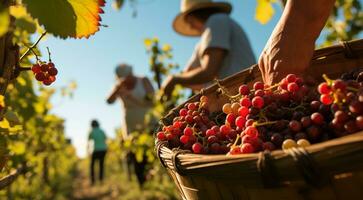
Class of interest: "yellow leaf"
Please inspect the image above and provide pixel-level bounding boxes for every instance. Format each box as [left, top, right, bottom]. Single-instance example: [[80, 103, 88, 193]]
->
[[0, 95, 5, 108], [162, 44, 172, 52], [17, 77, 27, 86], [0, 119, 10, 129], [10, 5, 28, 18], [9, 142, 26, 155], [22, 0, 105, 39], [144, 38, 152, 47], [255, 0, 276, 24], [0, 7, 9, 37]]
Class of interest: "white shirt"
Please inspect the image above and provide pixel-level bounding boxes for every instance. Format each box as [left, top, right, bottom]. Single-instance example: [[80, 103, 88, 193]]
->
[[188, 13, 256, 79]]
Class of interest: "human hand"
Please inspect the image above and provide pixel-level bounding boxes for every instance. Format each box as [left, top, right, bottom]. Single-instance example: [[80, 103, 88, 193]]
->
[[258, 32, 315, 85], [161, 75, 176, 99]]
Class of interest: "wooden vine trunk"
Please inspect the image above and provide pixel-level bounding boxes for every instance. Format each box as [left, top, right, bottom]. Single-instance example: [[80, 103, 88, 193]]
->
[[0, 1, 18, 96], [156, 39, 363, 200]]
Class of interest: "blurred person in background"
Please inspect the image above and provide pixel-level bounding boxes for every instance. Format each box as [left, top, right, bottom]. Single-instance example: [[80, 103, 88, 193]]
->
[[107, 63, 154, 188], [162, 0, 256, 97], [88, 119, 107, 185], [258, 0, 336, 85]]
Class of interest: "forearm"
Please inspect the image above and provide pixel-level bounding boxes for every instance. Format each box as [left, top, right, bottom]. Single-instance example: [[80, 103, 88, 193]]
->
[[276, 0, 335, 43], [174, 67, 216, 86]]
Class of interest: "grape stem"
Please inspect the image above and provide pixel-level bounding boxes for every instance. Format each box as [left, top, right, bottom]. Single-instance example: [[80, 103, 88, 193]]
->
[[17, 32, 47, 72], [253, 121, 278, 127], [19, 31, 47, 62], [46, 47, 52, 62], [347, 86, 358, 92], [322, 74, 333, 85], [231, 134, 241, 148], [215, 79, 241, 101]]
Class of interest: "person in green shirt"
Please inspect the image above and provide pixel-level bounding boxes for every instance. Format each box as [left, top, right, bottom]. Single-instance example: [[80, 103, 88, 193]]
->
[[88, 120, 107, 185]]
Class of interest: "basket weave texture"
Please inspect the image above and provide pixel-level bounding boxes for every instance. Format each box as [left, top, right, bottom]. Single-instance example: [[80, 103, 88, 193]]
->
[[156, 39, 363, 200]]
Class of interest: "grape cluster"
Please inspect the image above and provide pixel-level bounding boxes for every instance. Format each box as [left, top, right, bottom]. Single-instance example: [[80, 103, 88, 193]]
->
[[156, 70, 363, 155], [31, 62, 58, 86], [318, 75, 363, 137], [157, 97, 231, 154]]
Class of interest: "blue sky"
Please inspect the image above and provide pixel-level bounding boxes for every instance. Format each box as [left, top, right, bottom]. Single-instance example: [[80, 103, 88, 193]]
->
[[35, 0, 286, 157]]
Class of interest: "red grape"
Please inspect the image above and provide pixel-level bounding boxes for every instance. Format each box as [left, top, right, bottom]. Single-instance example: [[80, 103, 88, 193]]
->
[[188, 103, 197, 110], [179, 108, 188, 116], [35, 73, 46, 81], [185, 115, 193, 123], [349, 101, 363, 114], [40, 63, 49, 72], [239, 85, 249, 95], [286, 74, 297, 83], [252, 96, 264, 109], [289, 120, 302, 132], [238, 106, 249, 117], [245, 119, 255, 127], [279, 78, 288, 90], [318, 82, 331, 94], [207, 135, 218, 144], [226, 114, 236, 125], [206, 129, 216, 137], [344, 120, 358, 133], [192, 142, 203, 154], [220, 125, 231, 135], [271, 133, 283, 147], [244, 126, 258, 137], [254, 89, 265, 97], [235, 116, 246, 128], [287, 82, 299, 92], [332, 79, 347, 92], [240, 97, 251, 107], [229, 146, 241, 155], [320, 94, 333, 105], [31, 64, 41, 73], [240, 143, 255, 153], [356, 116, 363, 129], [335, 111, 349, 123], [48, 67, 58, 76], [254, 82, 264, 90], [311, 113, 324, 125], [301, 117, 312, 128], [157, 132, 166, 140], [180, 135, 189, 144]]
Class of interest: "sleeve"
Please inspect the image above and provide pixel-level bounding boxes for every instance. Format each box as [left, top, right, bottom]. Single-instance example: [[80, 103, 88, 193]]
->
[[199, 14, 231, 55]]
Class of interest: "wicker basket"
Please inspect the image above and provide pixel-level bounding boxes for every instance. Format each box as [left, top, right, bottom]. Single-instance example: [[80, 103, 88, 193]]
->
[[156, 39, 363, 200]]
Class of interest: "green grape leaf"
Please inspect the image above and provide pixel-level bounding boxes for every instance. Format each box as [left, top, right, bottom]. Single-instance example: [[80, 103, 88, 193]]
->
[[4, 110, 21, 126], [255, 0, 276, 24], [0, 6, 9, 38], [22, 0, 105, 39]]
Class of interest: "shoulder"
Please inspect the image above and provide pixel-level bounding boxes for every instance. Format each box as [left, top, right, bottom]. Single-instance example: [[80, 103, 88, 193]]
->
[[206, 13, 231, 25]]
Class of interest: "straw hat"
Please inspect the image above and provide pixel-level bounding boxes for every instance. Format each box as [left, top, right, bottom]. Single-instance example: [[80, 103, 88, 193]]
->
[[173, 0, 232, 36]]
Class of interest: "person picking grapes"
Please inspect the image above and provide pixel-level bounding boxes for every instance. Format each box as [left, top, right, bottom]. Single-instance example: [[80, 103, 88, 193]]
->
[[88, 120, 107, 185], [106, 63, 154, 188], [259, 0, 336, 85], [161, 0, 256, 98]]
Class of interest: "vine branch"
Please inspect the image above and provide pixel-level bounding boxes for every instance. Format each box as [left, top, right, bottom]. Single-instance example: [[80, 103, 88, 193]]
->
[[19, 31, 47, 62], [0, 166, 26, 190]]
